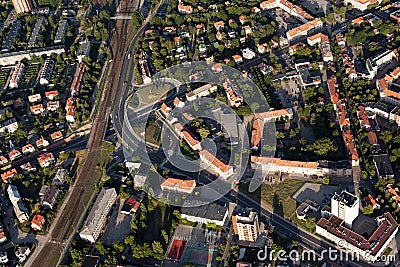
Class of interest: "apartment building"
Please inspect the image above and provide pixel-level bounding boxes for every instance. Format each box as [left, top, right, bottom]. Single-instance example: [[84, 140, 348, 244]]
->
[[28, 17, 45, 48], [260, 0, 314, 23], [11, 0, 32, 13], [186, 83, 218, 101], [39, 58, 54, 85], [2, 20, 22, 53], [174, 123, 202, 151], [331, 190, 359, 228], [160, 177, 196, 194], [79, 188, 117, 243], [9, 62, 25, 89], [54, 20, 68, 44], [366, 49, 396, 77], [70, 63, 85, 96], [232, 208, 263, 242], [251, 156, 352, 177], [316, 212, 397, 262], [286, 19, 323, 41], [7, 185, 29, 223], [373, 154, 394, 179], [344, 0, 381, 11], [181, 202, 229, 226], [41, 185, 59, 209], [0, 46, 65, 66], [199, 149, 234, 178]]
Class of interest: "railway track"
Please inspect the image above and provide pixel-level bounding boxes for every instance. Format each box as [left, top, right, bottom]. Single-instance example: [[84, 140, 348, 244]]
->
[[30, 0, 137, 266]]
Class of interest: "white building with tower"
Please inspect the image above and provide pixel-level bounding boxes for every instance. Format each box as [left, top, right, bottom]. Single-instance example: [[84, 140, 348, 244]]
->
[[330, 190, 359, 228]]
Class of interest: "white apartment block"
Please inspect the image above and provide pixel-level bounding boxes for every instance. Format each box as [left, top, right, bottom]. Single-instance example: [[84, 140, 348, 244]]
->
[[9, 62, 25, 89], [331, 190, 359, 228], [79, 188, 117, 243], [7, 185, 29, 223], [232, 209, 262, 242], [39, 58, 54, 85], [367, 50, 396, 77], [0, 46, 65, 66]]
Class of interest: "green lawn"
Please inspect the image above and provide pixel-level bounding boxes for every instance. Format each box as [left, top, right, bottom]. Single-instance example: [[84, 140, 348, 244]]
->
[[22, 64, 40, 88], [239, 180, 304, 218], [145, 120, 162, 146], [0, 69, 10, 89]]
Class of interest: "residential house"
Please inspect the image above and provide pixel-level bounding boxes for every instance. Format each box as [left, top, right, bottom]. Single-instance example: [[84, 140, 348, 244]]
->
[[22, 144, 36, 154], [8, 149, 21, 161], [50, 131, 63, 142], [15, 246, 31, 262], [37, 152, 55, 168], [45, 90, 59, 100], [53, 168, 68, 185], [47, 101, 60, 112], [121, 197, 141, 215], [36, 137, 49, 149], [30, 104, 44, 115], [0, 118, 18, 134], [28, 93, 42, 103], [1, 168, 17, 182], [41, 185, 59, 209]]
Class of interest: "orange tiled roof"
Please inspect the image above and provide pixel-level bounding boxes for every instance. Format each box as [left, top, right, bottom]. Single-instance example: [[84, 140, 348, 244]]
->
[[214, 21, 225, 30], [387, 184, 400, 202], [251, 156, 318, 169], [161, 177, 196, 190], [1, 168, 17, 182], [45, 90, 58, 98], [254, 108, 291, 120], [251, 119, 264, 149], [31, 214, 45, 227], [308, 32, 329, 43], [287, 18, 322, 39], [22, 144, 35, 153], [50, 131, 63, 141], [368, 131, 378, 145], [199, 150, 233, 173], [181, 129, 200, 147], [328, 76, 340, 104], [38, 152, 54, 165]]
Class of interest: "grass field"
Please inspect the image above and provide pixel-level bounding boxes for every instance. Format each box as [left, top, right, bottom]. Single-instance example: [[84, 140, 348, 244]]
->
[[136, 83, 171, 105], [145, 120, 162, 146], [22, 64, 40, 88], [239, 180, 304, 218], [0, 69, 10, 89]]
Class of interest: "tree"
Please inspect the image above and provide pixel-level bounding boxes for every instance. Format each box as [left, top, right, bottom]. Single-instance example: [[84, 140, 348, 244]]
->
[[113, 241, 124, 254], [95, 240, 107, 255], [304, 138, 337, 156], [131, 11, 144, 30], [362, 205, 374, 215], [152, 241, 164, 260]]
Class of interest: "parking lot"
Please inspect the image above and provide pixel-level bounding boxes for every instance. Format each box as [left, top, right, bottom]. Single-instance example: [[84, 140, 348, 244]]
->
[[293, 183, 339, 207], [102, 199, 132, 246]]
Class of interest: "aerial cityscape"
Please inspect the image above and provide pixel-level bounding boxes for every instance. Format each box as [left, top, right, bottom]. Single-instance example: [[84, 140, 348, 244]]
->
[[0, 0, 400, 266]]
